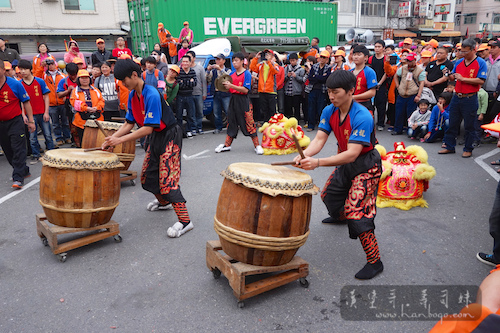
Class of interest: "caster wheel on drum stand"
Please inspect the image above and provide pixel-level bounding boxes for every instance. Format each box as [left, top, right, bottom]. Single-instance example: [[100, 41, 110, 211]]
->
[[41, 237, 49, 246], [237, 301, 245, 308], [57, 253, 67, 263], [211, 268, 221, 279], [299, 277, 309, 288], [113, 234, 123, 243]]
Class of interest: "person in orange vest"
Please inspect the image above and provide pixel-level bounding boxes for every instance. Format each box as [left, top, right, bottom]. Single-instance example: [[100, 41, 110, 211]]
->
[[43, 58, 70, 146], [69, 69, 105, 146], [32, 43, 54, 78], [157, 22, 177, 64]]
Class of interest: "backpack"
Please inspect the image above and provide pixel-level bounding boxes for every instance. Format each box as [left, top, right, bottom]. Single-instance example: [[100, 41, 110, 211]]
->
[[142, 69, 160, 81]]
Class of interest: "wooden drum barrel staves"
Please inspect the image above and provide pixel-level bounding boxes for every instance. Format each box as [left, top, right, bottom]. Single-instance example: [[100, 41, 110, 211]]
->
[[39, 149, 124, 228], [81, 120, 136, 170], [214, 163, 319, 266]]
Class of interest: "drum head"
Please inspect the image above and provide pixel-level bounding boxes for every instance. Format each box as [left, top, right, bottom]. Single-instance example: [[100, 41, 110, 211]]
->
[[84, 120, 123, 130], [42, 149, 124, 170], [221, 162, 319, 197]]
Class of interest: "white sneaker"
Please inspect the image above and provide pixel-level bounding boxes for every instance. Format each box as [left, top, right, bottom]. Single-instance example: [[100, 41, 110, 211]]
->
[[186, 131, 193, 138], [146, 199, 173, 211], [167, 221, 193, 238], [255, 145, 264, 155], [215, 144, 231, 153]]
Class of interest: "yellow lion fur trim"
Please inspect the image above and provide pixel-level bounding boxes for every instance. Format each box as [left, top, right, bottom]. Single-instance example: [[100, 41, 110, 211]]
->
[[380, 160, 392, 180], [412, 164, 436, 181], [376, 196, 429, 210], [264, 124, 284, 139], [263, 147, 299, 155], [375, 144, 386, 158], [258, 122, 270, 132], [405, 145, 428, 163]]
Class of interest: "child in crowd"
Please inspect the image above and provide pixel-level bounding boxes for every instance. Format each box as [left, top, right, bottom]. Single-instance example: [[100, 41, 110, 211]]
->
[[177, 39, 190, 60], [475, 87, 489, 146], [408, 99, 431, 141], [423, 92, 452, 143], [444, 81, 455, 93]]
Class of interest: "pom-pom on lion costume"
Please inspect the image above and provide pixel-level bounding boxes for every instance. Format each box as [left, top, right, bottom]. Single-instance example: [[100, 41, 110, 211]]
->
[[375, 142, 436, 210], [259, 114, 310, 155]]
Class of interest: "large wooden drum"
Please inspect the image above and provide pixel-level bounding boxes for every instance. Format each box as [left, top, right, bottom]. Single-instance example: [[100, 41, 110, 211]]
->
[[81, 120, 135, 170], [214, 163, 319, 266], [39, 149, 123, 228]]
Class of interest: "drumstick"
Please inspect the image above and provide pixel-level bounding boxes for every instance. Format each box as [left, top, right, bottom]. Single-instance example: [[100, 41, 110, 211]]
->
[[111, 117, 126, 121], [83, 147, 104, 152], [271, 161, 296, 166], [94, 120, 109, 138], [292, 134, 305, 159]]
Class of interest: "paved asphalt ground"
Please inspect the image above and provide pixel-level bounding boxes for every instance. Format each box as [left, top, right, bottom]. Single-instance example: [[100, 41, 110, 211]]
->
[[0, 121, 499, 333]]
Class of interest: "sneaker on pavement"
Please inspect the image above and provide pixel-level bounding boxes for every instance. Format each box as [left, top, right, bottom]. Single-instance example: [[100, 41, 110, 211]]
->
[[476, 252, 498, 267], [198, 130, 204, 135], [56, 140, 64, 147], [377, 126, 384, 131], [215, 144, 231, 153], [186, 132, 193, 138], [30, 156, 41, 165], [255, 145, 264, 155], [12, 181, 23, 189], [146, 199, 173, 211], [167, 221, 194, 238], [65, 139, 72, 144], [213, 129, 221, 134]]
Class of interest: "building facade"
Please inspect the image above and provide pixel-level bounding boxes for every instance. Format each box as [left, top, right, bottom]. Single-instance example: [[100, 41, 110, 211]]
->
[[455, 0, 500, 38], [0, 0, 129, 54]]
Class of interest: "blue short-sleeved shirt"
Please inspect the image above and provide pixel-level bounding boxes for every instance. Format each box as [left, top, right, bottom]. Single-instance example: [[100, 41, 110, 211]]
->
[[318, 101, 376, 154], [350, 66, 377, 98]]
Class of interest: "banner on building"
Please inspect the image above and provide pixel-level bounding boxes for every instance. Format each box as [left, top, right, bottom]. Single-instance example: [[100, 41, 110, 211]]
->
[[434, 4, 451, 15], [433, 22, 455, 30], [398, 2, 412, 18]]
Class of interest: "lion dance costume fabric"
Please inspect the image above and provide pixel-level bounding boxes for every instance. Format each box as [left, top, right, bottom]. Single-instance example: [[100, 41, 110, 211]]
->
[[375, 142, 436, 210], [258, 114, 310, 155]]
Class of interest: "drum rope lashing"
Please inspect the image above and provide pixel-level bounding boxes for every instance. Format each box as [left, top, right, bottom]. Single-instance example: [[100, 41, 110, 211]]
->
[[39, 200, 119, 213], [115, 153, 135, 162], [213, 216, 309, 251]]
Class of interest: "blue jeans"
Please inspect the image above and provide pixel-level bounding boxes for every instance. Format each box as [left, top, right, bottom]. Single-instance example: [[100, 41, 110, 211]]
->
[[407, 125, 427, 138], [193, 95, 204, 133], [308, 89, 326, 130], [49, 105, 70, 142], [213, 92, 230, 131], [443, 94, 478, 152], [176, 94, 196, 133], [30, 114, 55, 157], [425, 119, 449, 143], [395, 95, 417, 134]]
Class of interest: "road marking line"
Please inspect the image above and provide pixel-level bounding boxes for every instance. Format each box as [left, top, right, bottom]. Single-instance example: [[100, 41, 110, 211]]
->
[[475, 148, 500, 182], [0, 177, 41, 205], [183, 149, 210, 160]]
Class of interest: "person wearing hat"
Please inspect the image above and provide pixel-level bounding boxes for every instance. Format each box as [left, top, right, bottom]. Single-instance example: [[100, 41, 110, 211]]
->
[[207, 53, 231, 133], [157, 23, 173, 62], [392, 52, 426, 135], [350, 45, 377, 113], [69, 69, 105, 146], [64, 40, 87, 69], [304, 49, 331, 131], [0, 37, 20, 64], [3, 60, 15, 78], [477, 43, 490, 60], [331, 50, 350, 71], [483, 39, 500, 124], [249, 49, 280, 122], [424, 46, 454, 101], [164, 65, 180, 112], [102, 59, 193, 238], [418, 50, 432, 69], [17, 59, 56, 165], [179, 21, 194, 47], [43, 58, 71, 146], [403, 38, 413, 51], [92, 38, 113, 67], [112, 37, 133, 59], [284, 52, 305, 120], [72, 57, 85, 70], [0, 59, 35, 189], [439, 38, 487, 158]]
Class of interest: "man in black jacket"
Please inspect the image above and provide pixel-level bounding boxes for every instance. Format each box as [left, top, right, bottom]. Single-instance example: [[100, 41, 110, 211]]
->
[[176, 55, 197, 137], [91, 38, 113, 67]]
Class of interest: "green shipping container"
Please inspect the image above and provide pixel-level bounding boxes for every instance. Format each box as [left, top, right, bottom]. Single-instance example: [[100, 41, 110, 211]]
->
[[127, 0, 337, 56]]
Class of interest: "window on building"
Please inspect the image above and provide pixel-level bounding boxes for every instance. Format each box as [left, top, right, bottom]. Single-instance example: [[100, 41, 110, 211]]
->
[[361, 0, 386, 17], [494, 14, 500, 24], [456, 0, 462, 3], [0, 0, 11, 8], [64, 0, 95, 11], [463, 13, 477, 24], [455, 12, 461, 25]]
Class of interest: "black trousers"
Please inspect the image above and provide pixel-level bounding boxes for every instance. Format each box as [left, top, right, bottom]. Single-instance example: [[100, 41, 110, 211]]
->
[[0, 115, 30, 182], [374, 85, 387, 127], [284, 94, 302, 120], [259, 92, 277, 121]]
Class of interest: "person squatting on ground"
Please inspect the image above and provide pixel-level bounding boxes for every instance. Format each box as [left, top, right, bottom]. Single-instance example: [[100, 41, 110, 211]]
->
[[215, 52, 264, 155], [293, 70, 383, 280], [407, 99, 431, 141], [423, 92, 451, 143], [103, 59, 193, 238], [0, 60, 35, 189]]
